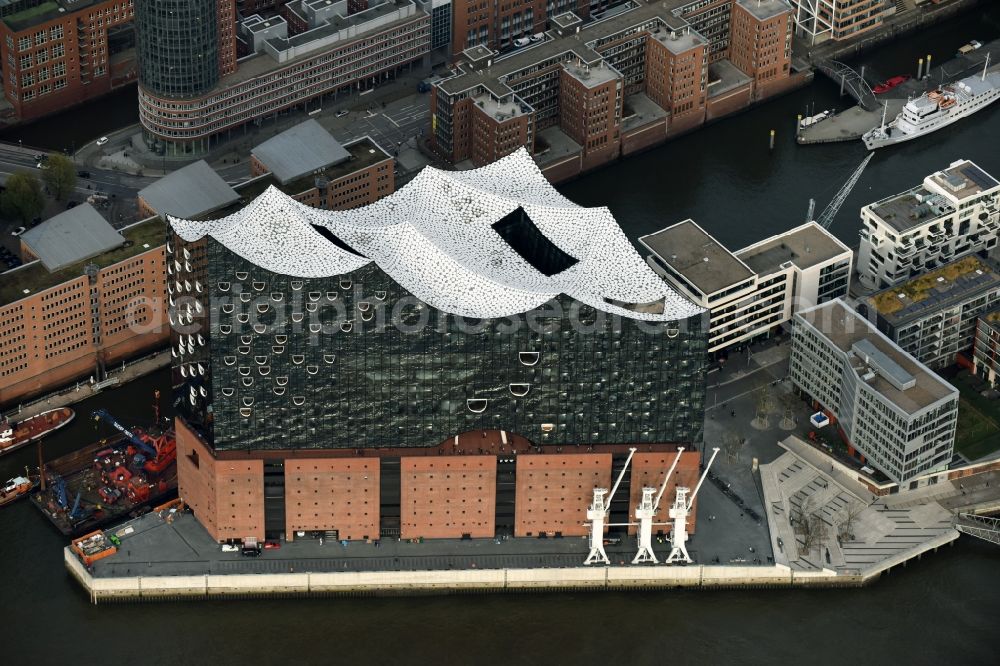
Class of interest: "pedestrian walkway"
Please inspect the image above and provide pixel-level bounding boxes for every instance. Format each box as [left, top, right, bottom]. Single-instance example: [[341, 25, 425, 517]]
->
[[760, 443, 959, 576], [4, 349, 169, 421]]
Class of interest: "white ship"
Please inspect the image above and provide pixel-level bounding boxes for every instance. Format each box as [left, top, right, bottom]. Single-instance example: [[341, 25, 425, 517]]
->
[[863, 56, 1000, 150]]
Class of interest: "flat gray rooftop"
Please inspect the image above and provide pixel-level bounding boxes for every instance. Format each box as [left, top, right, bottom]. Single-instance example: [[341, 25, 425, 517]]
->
[[929, 160, 999, 200], [736, 0, 790, 22], [252, 118, 351, 185], [797, 300, 957, 414], [564, 61, 619, 87], [621, 92, 668, 133], [736, 222, 850, 275], [640, 220, 754, 297], [438, 1, 688, 97], [648, 26, 706, 56], [21, 204, 124, 271], [869, 186, 954, 234], [138, 160, 240, 219], [707, 59, 753, 98]]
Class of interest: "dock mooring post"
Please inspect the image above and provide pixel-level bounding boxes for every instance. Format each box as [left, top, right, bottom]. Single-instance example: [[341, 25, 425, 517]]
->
[[926, 54, 932, 79], [840, 73, 846, 96], [769, 129, 775, 150], [918, 58, 924, 80], [859, 65, 865, 85]]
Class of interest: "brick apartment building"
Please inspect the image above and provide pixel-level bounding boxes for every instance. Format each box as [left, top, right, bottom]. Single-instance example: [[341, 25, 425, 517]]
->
[[247, 120, 395, 210], [0, 208, 167, 406], [0, 0, 137, 121], [137, 0, 429, 157], [431, 0, 795, 180]]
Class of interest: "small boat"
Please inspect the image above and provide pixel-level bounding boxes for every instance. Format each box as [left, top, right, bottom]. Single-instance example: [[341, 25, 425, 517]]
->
[[957, 40, 983, 57], [0, 475, 37, 508], [0, 407, 75, 457], [873, 75, 911, 94], [799, 109, 833, 128]]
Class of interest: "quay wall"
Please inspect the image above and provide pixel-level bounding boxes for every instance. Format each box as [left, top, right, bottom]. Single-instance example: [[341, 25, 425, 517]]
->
[[68, 548, 909, 604]]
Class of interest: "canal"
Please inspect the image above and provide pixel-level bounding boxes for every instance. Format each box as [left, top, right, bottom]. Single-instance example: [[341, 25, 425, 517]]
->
[[2, 7, 1000, 663]]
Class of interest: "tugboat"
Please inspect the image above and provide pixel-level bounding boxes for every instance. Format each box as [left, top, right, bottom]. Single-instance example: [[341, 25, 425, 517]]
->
[[0, 407, 75, 457], [872, 75, 911, 94], [0, 473, 37, 508]]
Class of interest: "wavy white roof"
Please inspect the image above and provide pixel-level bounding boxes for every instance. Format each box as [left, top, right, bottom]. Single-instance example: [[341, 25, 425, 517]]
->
[[169, 148, 702, 321]]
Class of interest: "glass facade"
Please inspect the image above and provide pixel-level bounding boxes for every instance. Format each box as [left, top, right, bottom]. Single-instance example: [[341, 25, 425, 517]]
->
[[430, 3, 451, 51], [135, 0, 220, 98], [172, 237, 708, 452]]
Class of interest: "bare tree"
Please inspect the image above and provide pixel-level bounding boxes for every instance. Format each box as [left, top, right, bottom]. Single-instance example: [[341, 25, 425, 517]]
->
[[779, 391, 799, 430], [724, 431, 745, 465], [752, 386, 773, 429], [838, 501, 865, 541], [795, 496, 829, 555], [797, 512, 829, 555]]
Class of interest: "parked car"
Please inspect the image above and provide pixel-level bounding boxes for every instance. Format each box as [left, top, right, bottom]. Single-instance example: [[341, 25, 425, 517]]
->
[[335, 109, 349, 117], [66, 201, 78, 209], [263, 540, 281, 550], [530, 33, 544, 42], [221, 544, 239, 553], [10, 226, 26, 236], [95, 136, 108, 146], [77, 170, 91, 178], [513, 37, 531, 47]]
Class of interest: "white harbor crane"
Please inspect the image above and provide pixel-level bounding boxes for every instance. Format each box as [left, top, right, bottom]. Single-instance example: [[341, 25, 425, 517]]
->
[[804, 152, 874, 229], [632, 447, 686, 564], [665, 447, 720, 565], [584, 447, 636, 565]]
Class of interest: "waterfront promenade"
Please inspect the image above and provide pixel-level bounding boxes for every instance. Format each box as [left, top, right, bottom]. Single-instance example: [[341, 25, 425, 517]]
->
[[1, 349, 170, 421]]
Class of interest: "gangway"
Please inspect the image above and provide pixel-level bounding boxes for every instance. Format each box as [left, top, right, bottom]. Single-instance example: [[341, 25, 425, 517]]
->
[[954, 513, 1000, 546], [815, 60, 878, 111]]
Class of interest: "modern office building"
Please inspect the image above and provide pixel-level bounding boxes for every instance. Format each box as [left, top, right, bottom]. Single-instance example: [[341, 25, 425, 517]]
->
[[641, 220, 851, 354], [860, 255, 1000, 370], [167, 148, 708, 542], [137, 0, 430, 157], [0, 0, 137, 121], [0, 209, 167, 406], [431, 1, 796, 180], [787, 0, 892, 45], [972, 308, 1000, 388], [790, 300, 958, 484], [135, 0, 236, 99], [857, 159, 1000, 290]]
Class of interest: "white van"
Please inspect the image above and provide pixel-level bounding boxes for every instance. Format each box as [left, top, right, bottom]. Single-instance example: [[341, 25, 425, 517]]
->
[[513, 37, 530, 47]]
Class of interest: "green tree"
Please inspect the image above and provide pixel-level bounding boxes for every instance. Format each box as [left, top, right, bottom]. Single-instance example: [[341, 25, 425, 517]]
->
[[41, 153, 76, 201], [1, 170, 44, 223]]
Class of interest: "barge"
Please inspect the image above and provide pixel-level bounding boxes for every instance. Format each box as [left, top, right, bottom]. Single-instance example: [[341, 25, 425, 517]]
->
[[31, 415, 177, 537]]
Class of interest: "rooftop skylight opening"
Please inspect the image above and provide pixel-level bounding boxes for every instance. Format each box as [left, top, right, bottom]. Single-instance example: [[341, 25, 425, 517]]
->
[[492, 206, 579, 277], [311, 224, 365, 257]]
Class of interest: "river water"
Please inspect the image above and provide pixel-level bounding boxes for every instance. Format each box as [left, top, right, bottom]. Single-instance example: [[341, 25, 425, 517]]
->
[[3, 8, 1000, 664]]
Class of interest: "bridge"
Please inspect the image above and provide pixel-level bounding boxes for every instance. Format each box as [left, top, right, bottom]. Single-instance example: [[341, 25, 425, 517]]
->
[[815, 60, 879, 112], [954, 513, 1000, 546]]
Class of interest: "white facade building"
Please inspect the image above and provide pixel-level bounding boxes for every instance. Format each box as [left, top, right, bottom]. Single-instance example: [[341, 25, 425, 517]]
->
[[790, 300, 958, 484], [640, 220, 851, 354], [788, 0, 892, 45], [857, 159, 1000, 290]]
